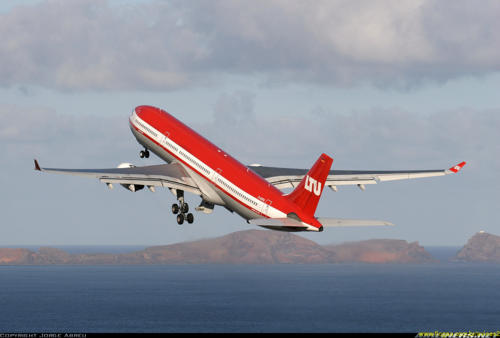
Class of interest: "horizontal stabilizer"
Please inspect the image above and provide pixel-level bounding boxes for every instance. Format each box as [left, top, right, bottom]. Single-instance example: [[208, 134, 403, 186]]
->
[[317, 218, 394, 227], [249, 218, 304, 227], [248, 218, 313, 232]]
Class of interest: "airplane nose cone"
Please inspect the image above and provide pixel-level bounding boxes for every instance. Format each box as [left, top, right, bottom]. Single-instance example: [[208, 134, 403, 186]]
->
[[134, 105, 149, 117], [133, 105, 159, 121]]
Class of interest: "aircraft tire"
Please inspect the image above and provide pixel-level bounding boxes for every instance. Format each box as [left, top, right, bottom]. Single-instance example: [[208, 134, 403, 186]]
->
[[177, 214, 184, 225], [186, 213, 194, 224], [172, 204, 179, 214]]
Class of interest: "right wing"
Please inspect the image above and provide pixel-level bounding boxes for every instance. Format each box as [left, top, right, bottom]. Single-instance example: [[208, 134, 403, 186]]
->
[[249, 162, 466, 190], [34, 159, 201, 195]]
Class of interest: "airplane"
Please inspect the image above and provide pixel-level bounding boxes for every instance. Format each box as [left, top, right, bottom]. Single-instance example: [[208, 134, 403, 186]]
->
[[34, 105, 466, 232]]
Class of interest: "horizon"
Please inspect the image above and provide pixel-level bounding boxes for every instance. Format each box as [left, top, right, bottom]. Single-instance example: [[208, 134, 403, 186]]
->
[[0, 228, 490, 249]]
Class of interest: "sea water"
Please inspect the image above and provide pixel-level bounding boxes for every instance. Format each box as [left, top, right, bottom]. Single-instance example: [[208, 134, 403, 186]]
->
[[0, 262, 499, 332]]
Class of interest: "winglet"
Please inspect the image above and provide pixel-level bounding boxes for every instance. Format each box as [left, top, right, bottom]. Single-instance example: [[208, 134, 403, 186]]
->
[[448, 161, 466, 173], [34, 159, 41, 171]]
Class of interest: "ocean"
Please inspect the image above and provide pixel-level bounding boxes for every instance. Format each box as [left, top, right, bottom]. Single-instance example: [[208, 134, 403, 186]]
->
[[0, 250, 499, 333]]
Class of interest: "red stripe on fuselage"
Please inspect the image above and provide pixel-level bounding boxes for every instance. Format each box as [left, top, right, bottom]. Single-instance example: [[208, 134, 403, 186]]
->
[[132, 105, 322, 229]]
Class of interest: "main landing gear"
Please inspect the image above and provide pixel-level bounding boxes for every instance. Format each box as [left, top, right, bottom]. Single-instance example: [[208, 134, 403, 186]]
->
[[139, 148, 150, 158], [171, 190, 194, 225]]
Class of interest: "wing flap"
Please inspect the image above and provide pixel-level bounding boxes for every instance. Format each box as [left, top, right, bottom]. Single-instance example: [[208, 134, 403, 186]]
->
[[99, 178, 200, 195]]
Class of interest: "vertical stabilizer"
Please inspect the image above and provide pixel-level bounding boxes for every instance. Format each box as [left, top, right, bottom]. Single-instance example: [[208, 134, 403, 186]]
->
[[286, 153, 333, 217]]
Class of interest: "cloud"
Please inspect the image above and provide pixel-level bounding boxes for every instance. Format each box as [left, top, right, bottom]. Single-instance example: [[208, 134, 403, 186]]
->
[[1, 0, 500, 90], [187, 0, 500, 88], [0, 0, 205, 90], [0, 104, 135, 170]]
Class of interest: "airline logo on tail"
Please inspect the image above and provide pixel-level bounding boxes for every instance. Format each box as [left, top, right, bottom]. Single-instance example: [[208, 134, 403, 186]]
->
[[304, 175, 322, 196], [286, 153, 333, 217]]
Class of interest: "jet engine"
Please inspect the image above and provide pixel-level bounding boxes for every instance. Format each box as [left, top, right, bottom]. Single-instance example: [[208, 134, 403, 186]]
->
[[117, 162, 144, 192]]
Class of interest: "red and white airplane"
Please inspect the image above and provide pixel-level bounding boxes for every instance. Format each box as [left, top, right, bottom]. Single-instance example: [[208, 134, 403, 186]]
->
[[35, 105, 466, 232]]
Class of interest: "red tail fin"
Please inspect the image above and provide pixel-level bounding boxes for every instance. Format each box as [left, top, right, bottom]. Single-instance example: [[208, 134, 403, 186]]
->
[[286, 153, 333, 217]]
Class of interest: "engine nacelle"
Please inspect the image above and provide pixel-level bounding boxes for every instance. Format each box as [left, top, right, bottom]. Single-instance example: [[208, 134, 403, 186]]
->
[[195, 199, 215, 214], [123, 184, 144, 192], [117, 162, 144, 192], [117, 162, 136, 169]]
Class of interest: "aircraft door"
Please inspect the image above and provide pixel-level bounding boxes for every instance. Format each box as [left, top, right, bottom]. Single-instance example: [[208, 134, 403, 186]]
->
[[162, 131, 170, 146], [260, 199, 272, 216]]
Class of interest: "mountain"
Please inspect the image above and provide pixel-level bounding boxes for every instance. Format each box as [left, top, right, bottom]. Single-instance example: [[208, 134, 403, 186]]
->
[[0, 229, 434, 265], [454, 232, 500, 262], [139, 229, 333, 263], [0, 248, 34, 264]]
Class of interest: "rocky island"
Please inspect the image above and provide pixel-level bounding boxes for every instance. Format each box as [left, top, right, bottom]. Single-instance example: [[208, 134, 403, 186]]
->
[[454, 231, 500, 263], [324, 238, 434, 263], [0, 229, 435, 265]]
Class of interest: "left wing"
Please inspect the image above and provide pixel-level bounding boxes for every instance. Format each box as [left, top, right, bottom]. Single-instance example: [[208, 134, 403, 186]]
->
[[249, 161, 466, 191], [34, 159, 201, 195]]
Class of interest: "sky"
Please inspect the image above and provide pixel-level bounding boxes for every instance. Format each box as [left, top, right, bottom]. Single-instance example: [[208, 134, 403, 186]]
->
[[1, 0, 499, 247]]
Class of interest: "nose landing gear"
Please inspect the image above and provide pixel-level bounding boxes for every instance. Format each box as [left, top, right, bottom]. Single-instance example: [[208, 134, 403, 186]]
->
[[139, 149, 150, 158], [171, 190, 194, 225]]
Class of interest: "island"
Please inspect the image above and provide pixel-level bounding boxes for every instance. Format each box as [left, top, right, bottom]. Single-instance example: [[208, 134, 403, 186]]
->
[[454, 231, 500, 263], [0, 229, 435, 265]]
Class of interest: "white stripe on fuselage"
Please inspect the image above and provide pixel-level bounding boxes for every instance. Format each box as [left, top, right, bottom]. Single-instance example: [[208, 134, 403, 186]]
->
[[129, 112, 289, 221]]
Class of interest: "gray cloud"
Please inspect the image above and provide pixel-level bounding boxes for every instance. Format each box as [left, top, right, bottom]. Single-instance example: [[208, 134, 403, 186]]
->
[[1, 0, 500, 90], [0, 104, 135, 171], [188, 0, 500, 88], [0, 0, 205, 90]]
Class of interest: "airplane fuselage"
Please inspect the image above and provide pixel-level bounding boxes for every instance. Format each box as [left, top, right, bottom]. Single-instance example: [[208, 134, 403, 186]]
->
[[129, 105, 323, 231]]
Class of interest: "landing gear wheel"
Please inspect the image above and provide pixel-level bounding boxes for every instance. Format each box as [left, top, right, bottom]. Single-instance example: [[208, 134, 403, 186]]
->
[[171, 204, 179, 214], [181, 203, 189, 213], [176, 213, 184, 225], [139, 150, 145, 158], [144, 150, 150, 158], [186, 213, 194, 224]]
